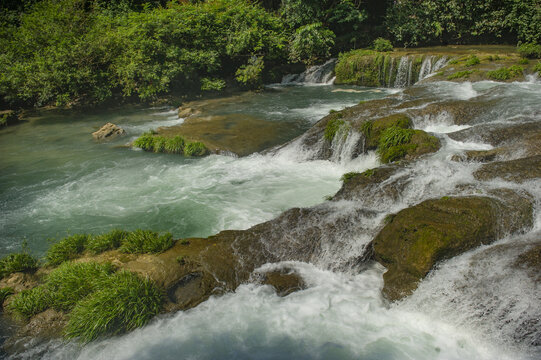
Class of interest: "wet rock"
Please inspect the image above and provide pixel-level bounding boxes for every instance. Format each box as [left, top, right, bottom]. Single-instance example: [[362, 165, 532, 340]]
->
[[515, 242, 541, 282], [407, 99, 498, 125], [177, 107, 200, 118], [0, 273, 39, 294], [448, 121, 541, 149], [92, 123, 126, 141], [450, 148, 505, 163], [474, 155, 541, 183], [256, 268, 306, 296], [372, 193, 533, 301]]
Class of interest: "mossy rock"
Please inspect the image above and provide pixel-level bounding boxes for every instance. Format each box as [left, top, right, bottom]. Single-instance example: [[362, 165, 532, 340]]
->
[[362, 114, 412, 149], [372, 193, 533, 301], [451, 149, 505, 163], [474, 155, 541, 183]]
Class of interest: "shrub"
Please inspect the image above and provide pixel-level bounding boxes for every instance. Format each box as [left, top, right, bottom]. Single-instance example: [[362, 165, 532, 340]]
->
[[133, 132, 156, 151], [486, 66, 523, 80], [164, 136, 185, 154], [8, 286, 51, 318], [534, 62, 541, 75], [45, 262, 115, 312], [184, 142, 208, 157], [200, 78, 226, 92], [517, 43, 541, 59], [0, 287, 14, 304], [324, 118, 345, 141], [465, 55, 480, 67], [46, 234, 89, 266], [119, 230, 174, 254], [65, 271, 163, 342], [289, 22, 335, 65], [235, 56, 264, 89], [373, 38, 393, 52], [86, 229, 128, 254], [0, 253, 39, 278]]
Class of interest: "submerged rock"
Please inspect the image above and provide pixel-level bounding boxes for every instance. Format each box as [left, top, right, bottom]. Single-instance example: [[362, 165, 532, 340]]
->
[[371, 193, 533, 301], [92, 123, 126, 141], [451, 148, 506, 163], [255, 268, 306, 297], [474, 155, 541, 183]]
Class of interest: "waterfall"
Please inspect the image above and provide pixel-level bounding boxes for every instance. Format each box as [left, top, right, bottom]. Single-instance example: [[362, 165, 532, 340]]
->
[[387, 57, 395, 87], [419, 55, 448, 81], [282, 59, 337, 85], [329, 128, 362, 164], [394, 56, 411, 88]]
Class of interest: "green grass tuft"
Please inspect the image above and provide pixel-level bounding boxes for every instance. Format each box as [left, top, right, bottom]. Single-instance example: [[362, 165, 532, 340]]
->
[[324, 117, 345, 142], [46, 234, 89, 266], [0, 253, 39, 278], [447, 70, 474, 80], [65, 271, 163, 342], [133, 132, 156, 151], [362, 168, 375, 177], [340, 172, 359, 183], [153, 137, 167, 153], [486, 65, 523, 80], [119, 230, 174, 254], [45, 262, 115, 312], [465, 54, 480, 67], [0, 287, 14, 304], [377, 126, 415, 163], [86, 229, 128, 254], [184, 141, 208, 156], [164, 136, 185, 154], [8, 286, 51, 318]]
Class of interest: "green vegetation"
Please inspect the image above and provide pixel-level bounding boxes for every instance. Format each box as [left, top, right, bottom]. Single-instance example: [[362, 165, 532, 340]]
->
[[0, 287, 14, 304], [119, 230, 174, 254], [373, 38, 393, 52], [0, 252, 39, 278], [324, 117, 345, 142], [362, 169, 375, 178], [378, 126, 415, 163], [517, 43, 541, 59], [8, 286, 51, 318], [133, 133, 208, 157], [65, 271, 163, 342], [534, 62, 541, 75], [289, 23, 335, 65], [235, 56, 265, 89], [200, 78, 226, 92], [86, 229, 128, 254], [46, 234, 89, 266], [340, 172, 359, 183], [465, 55, 480, 67], [486, 65, 524, 80], [447, 70, 474, 80]]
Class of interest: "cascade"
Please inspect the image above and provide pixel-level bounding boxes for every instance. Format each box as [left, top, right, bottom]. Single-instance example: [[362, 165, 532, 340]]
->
[[282, 59, 337, 85], [394, 56, 411, 88]]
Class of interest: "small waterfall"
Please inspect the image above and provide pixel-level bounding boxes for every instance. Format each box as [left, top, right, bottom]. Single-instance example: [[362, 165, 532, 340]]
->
[[394, 56, 411, 88], [419, 56, 433, 80], [330, 128, 362, 164], [282, 59, 337, 85], [387, 57, 395, 87]]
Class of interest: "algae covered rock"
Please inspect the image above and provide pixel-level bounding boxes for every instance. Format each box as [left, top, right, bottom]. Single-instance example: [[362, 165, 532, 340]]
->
[[474, 155, 541, 183], [372, 193, 533, 301]]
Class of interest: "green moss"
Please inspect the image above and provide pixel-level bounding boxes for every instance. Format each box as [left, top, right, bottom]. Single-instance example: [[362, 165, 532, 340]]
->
[[0, 287, 14, 304], [447, 70, 474, 80], [8, 286, 51, 319], [180, 239, 190, 246], [45, 262, 115, 312], [119, 230, 174, 254], [324, 117, 346, 142], [86, 229, 128, 254], [364, 114, 412, 149], [465, 54, 480, 67], [46, 234, 89, 266], [176, 255, 187, 265], [334, 49, 386, 86], [340, 172, 359, 183], [362, 168, 375, 178], [486, 65, 523, 80], [65, 271, 163, 342], [0, 253, 39, 278], [184, 141, 208, 156]]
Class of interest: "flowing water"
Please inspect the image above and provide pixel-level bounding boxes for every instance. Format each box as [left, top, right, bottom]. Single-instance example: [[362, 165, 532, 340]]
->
[[1, 76, 540, 359]]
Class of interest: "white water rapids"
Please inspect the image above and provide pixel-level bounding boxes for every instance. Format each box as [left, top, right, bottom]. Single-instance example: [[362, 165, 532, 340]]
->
[[2, 79, 540, 359]]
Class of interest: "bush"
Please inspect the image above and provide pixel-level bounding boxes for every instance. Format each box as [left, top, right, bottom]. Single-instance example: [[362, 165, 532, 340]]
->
[[534, 62, 541, 75], [373, 38, 393, 52], [164, 136, 185, 154], [65, 271, 163, 342], [46, 234, 89, 266], [119, 230, 174, 254], [45, 262, 115, 312], [289, 23, 335, 65], [0, 253, 39, 278], [486, 65, 523, 80], [184, 142, 208, 157], [8, 286, 51, 318], [200, 78, 226, 92], [235, 56, 264, 89], [465, 55, 480, 66], [86, 229, 128, 254], [517, 43, 541, 59]]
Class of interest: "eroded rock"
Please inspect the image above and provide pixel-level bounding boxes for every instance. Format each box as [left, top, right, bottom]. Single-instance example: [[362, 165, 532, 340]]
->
[[474, 155, 541, 183], [92, 123, 126, 141]]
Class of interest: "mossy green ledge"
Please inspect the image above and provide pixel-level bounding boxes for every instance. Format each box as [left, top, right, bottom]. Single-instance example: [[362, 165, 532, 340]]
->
[[371, 192, 534, 301]]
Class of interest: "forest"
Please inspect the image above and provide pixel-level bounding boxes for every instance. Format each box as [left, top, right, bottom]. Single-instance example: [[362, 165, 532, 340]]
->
[[1, 0, 539, 109]]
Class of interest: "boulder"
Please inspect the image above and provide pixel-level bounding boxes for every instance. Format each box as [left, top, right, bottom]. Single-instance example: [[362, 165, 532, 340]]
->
[[474, 155, 541, 183], [255, 268, 306, 297], [92, 123, 126, 141], [372, 193, 533, 301]]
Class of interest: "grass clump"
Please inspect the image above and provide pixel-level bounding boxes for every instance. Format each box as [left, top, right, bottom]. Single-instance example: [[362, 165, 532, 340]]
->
[[184, 141, 208, 156], [340, 172, 359, 183], [0, 287, 14, 304], [362, 168, 375, 177], [46, 234, 89, 266], [465, 55, 480, 67], [518, 58, 529, 65], [0, 253, 39, 278], [377, 126, 415, 164], [447, 70, 474, 80], [164, 136, 185, 154], [517, 43, 541, 59], [119, 230, 174, 254], [45, 262, 115, 312], [153, 137, 167, 153], [133, 132, 156, 151], [86, 229, 128, 254], [373, 38, 393, 52], [8, 287, 51, 318], [65, 271, 163, 342], [487, 65, 523, 80], [324, 117, 345, 141]]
